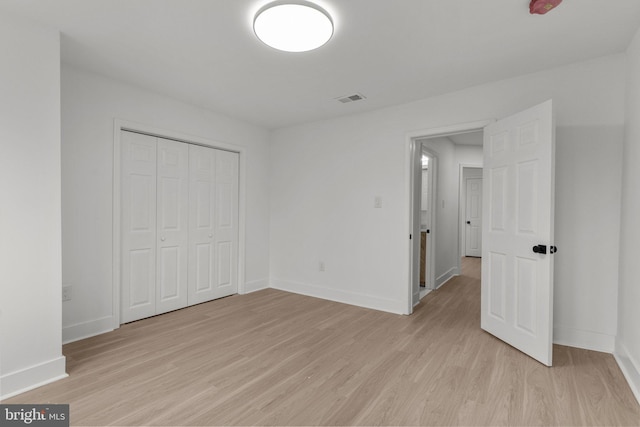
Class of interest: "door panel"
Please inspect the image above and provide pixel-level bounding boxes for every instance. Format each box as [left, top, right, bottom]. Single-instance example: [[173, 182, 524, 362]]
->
[[488, 252, 506, 320], [481, 100, 555, 366], [159, 246, 180, 299], [465, 177, 482, 257], [214, 150, 239, 298], [188, 144, 217, 304], [156, 138, 189, 314], [217, 241, 232, 287], [188, 146, 239, 303], [121, 132, 157, 323], [129, 249, 154, 307]]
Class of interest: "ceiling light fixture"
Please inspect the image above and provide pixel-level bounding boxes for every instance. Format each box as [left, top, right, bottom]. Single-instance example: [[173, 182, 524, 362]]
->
[[253, 1, 334, 52]]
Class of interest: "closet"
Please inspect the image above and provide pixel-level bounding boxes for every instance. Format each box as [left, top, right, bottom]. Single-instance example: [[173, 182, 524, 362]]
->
[[120, 130, 239, 323]]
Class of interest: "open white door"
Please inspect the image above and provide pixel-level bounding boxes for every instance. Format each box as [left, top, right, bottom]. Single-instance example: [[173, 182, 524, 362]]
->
[[481, 100, 555, 366], [465, 177, 482, 257]]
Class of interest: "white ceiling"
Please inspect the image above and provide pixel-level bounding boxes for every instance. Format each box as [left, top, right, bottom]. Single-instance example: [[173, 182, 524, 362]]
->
[[2, 0, 640, 129]]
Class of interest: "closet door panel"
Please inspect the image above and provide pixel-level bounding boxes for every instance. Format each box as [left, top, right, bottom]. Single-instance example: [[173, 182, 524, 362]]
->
[[214, 150, 239, 297], [188, 145, 217, 304], [156, 138, 189, 314], [121, 131, 157, 323]]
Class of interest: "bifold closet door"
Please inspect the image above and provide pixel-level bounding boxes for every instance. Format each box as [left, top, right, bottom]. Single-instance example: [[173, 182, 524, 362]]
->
[[122, 132, 189, 323], [122, 131, 238, 323], [188, 145, 239, 305], [155, 138, 189, 315], [121, 131, 158, 323]]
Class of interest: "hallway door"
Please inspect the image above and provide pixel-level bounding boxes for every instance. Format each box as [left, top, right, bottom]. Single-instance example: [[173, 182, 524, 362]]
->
[[465, 177, 482, 257]]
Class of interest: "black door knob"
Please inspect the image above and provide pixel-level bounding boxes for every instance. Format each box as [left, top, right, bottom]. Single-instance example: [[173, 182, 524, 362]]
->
[[533, 245, 547, 254], [466, 221, 471, 225]]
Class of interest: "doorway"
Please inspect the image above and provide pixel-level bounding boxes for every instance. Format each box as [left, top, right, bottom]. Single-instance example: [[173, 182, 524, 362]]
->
[[407, 121, 490, 313], [419, 150, 435, 299], [407, 100, 556, 366]]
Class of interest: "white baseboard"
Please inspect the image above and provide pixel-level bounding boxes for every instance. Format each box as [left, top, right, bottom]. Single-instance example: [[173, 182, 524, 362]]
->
[[553, 326, 615, 353], [62, 316, 114, 344], [615, 341, 640, 406], [242, 278, 269, 294], [0, 356, 67, 400], [271, 278, 407, 314], [435, 267, 459, 289]]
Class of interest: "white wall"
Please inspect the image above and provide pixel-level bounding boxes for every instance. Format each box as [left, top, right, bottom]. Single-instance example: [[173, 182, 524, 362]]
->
[[0, 13, 67, 399], [61, 65, 271, 343], [270, 54, 625, 352], [455, 144, 484, 166], [616, 26, 640, 403]]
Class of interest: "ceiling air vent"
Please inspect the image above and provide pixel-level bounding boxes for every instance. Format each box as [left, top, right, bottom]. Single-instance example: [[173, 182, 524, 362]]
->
[[336, 93, 366, 104]]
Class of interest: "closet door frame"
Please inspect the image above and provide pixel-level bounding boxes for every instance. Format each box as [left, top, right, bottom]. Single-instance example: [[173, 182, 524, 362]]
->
[[112, 119, 247, 329]]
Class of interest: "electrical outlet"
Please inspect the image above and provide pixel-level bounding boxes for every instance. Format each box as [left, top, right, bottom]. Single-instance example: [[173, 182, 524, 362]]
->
[[62, 285, 72, 302], [319, 261, 325, 272]]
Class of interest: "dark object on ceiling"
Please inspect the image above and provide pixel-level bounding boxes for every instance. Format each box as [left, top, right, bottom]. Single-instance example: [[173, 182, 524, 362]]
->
[[530, 0, 563, 15]]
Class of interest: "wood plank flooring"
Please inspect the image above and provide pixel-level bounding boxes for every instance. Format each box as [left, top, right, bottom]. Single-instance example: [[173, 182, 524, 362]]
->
[[6, 258, 640, 426]]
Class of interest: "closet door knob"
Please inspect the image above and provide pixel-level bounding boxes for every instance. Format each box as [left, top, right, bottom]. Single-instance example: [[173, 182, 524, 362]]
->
[[208, 233, 213, 238], [160, 237, 166, 242]]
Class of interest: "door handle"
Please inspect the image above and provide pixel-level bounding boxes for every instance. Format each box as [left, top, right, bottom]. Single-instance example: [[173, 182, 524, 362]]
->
[[466, 221, 471, 225], [532, 245, 558, 254], [532, 244, 547, 254]]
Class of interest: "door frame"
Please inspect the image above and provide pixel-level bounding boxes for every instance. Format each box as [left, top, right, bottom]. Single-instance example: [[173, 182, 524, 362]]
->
[[459, 165, 483, 260], [406, 120, 493, 314], [112, 119, 247, 329]]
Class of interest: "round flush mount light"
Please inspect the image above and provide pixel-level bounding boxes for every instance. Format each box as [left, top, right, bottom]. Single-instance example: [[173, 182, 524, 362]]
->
[[253, 1, 334, 52]]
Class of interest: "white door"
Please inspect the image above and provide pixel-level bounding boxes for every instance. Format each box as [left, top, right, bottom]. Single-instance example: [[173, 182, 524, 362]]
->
[[213, 150, 239, 299], [188, 144, 217, 304], [481, 100, 555, 366], [121, 131, 157, 323], [465, 178, 482, 257], [188, 145, 239, 304], [155, 138, 189, 314]]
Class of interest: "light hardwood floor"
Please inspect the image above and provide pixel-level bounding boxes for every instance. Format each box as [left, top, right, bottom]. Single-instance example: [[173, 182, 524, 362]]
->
[[6, 258, 640, 426]]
